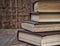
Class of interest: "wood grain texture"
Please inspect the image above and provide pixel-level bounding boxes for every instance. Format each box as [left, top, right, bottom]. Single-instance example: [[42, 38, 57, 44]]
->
[[0, 29, 34, 46]]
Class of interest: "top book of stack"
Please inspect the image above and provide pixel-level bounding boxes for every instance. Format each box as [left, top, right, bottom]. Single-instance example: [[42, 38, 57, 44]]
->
[[34, 0, 60, 12]]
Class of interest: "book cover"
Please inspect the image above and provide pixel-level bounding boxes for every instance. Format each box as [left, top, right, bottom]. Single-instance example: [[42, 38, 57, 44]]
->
[[37, 0, 60, 12], [17, 29, 60, 46], [21, 20, 60, 32], [31, 12, 60, 22]]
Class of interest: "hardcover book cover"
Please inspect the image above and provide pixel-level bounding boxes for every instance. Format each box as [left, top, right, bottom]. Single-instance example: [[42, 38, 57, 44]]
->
[[17, 29, 60, 46]]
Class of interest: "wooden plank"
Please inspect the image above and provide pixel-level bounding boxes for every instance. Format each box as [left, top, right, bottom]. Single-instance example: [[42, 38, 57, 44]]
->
[[0, 29, 17, 46]]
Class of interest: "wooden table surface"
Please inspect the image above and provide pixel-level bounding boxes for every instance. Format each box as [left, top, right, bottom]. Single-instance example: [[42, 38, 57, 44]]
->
[[0, 29, 34, 46]]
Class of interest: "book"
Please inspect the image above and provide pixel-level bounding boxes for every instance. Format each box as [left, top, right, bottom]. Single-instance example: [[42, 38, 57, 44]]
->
[[17, 29, 42, 46], [33, 1, 38, 12], [37, 0, 60, 12], [31, 12, 60, 22], [17, 29, 60, 46], [21, 20, 60, 32], [42, 35, 60, 46]]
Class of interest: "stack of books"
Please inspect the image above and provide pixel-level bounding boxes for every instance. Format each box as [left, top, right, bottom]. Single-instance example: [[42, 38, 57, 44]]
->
[[17, 0, 60, 46]]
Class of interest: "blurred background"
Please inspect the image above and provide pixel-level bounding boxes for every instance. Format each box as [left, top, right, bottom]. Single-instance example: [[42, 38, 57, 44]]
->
[[0, 0, 37, 29]]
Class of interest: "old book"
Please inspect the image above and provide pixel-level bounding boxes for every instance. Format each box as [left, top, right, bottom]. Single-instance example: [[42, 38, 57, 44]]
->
[[42, 35, 60, 46], [21, 20, 60, 32], [31, 12, 60, 22], [17, 29, 60, 46], [37, 0, 60, 12], [33, 1, 38, 12], [17, 29, 42, 46]]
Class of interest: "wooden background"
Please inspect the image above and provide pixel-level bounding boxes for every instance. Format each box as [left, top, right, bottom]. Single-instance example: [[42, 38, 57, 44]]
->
[[0, 0, 37, 29]]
